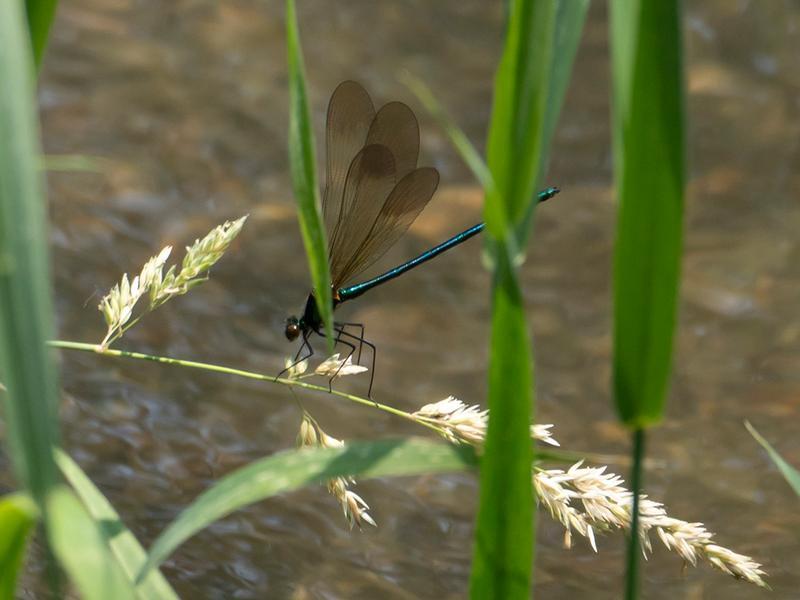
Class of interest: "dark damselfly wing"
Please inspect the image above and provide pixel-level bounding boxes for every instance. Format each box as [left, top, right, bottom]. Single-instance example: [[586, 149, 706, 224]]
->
[[322, 81, 438, 289], [328, 143, 397, 286], [365, 101, 419, 180], [323, 81, 376, 235], [335, 167, 439, 286]]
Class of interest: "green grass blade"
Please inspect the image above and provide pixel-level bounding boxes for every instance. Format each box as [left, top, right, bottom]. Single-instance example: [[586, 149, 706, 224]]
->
[[610, 0, 685, 427], [138, 438, 476, 582], [0, 0, 60, 510], [47, 486, 137, 600], [538, 1, 589, 164], [285, 0, 333, 349], [470, 2, 587, 598], [0, 494, 38, 600], [55, 450, 179, 599], [470, 254, 534, 599], [610, 3, 684, 598], [25, 0, 59, 70], [745, 421, 800, 497], [522, 0, 588, 232], [483, 0, 555, 242]]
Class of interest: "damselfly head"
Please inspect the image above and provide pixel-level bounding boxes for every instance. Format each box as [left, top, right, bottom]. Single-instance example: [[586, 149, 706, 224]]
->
[[285, 316, 300, 341]]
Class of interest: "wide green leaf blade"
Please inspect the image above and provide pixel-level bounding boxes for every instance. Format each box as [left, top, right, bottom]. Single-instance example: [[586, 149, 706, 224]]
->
[[139, 438, 476, 582], [25, 0, 59, 70], [55, 450, 179, 599], [285, 0, 334, 349], [47, 486, 137, 600], [610, 0, 685, 426], [0, 494, 38, 600], [471, 2, 587, 598], [745, 421, 800, 497], [470, 254, 534, 599], [0, 0, 60, 510]]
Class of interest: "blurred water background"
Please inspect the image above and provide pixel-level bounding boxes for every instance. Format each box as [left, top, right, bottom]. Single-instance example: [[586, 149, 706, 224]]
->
[[10, 1, 800, 597]]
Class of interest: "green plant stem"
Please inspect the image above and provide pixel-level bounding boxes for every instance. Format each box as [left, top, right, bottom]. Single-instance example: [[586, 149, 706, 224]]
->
[[47, 340, 443, 434], [625, 427, 646, 600]]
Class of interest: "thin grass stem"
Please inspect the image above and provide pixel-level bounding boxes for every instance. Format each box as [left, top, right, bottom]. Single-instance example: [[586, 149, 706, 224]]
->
[[47, 340, 445, 435], [625, 427, 646, 600]]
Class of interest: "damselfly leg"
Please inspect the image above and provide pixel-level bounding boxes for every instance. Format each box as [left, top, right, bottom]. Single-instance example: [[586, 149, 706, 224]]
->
[[315, 327, 358, 392], [277, 330, 314, 380], [334, 321, 367, 363], [332, 322, 377, 399]]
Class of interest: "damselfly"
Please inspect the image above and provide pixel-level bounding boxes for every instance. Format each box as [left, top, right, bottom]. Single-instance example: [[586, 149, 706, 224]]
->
[[284, 81, 558, 395]]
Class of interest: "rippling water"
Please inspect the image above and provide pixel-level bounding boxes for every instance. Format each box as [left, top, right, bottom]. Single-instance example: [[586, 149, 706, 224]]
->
[[13, 0, 800, 597]]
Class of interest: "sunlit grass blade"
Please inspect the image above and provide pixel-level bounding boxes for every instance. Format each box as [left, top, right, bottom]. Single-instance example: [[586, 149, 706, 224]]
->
[[0, 0, 60, 512], [0, 494, 38, 600], [285, 0, 334, 349], [47, 486, 137, 600], [470, 2, 587, 598], [745, 421, 800, 497], [610, 1, 684, 427], [25, 0, 59, 69], [55, 450, 179, 599], [470, 255, 534, 599], [138, 438, 476, 582]]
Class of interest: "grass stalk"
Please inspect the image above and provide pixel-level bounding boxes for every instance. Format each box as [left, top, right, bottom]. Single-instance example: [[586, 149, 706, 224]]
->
[[624, 428, 645, 600]]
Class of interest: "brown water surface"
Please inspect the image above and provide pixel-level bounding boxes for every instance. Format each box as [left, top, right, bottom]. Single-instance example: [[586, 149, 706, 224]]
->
[[16, 0, 800, 597]]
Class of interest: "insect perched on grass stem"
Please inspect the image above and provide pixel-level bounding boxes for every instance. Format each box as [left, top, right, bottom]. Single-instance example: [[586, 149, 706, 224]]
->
[[283, 81, 559, 396]]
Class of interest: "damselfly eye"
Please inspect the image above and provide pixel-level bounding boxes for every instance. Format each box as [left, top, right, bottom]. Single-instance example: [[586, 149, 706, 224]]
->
[[285, 317, 300, 341]]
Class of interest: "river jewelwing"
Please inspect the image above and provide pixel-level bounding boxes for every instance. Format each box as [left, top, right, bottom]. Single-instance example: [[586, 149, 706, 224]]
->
[[284, 81, 559, 395]]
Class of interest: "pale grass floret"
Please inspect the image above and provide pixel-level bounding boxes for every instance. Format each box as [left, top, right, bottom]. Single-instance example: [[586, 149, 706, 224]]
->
[[413, 396, 559, 448], [284, 357, 308, 379], [297, 414, 376, 529], [152, 217, 247, 304], [97, 217, 247, 348], [98, 246, 172, 346], [296, 415, 318, 447], [314, 353, 368, 378], [414, 398, 766, 587], [703, 544, 767, 586], [533, 461, 767, 588]]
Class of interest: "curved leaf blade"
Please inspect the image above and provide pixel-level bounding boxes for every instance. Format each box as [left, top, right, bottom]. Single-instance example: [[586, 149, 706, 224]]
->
[[139, 438, 476, 582], [56, 450, 179, 599], [0, 494, 38, 600], [745, 421, 800, 497], [47, 487, 137, 600]]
